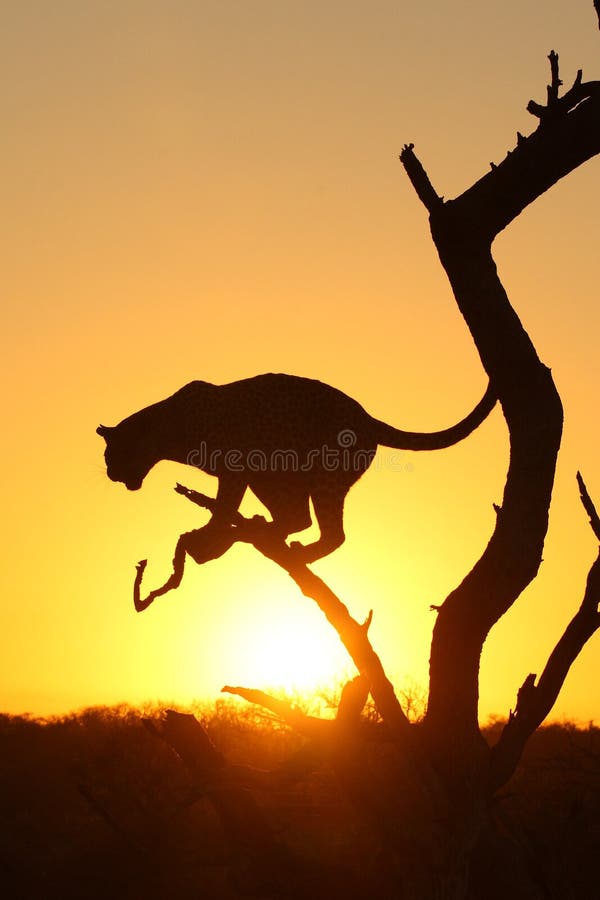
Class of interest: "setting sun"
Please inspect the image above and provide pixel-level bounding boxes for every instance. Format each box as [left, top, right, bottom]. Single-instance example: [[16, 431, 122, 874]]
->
[[225, 597, 353, 694]]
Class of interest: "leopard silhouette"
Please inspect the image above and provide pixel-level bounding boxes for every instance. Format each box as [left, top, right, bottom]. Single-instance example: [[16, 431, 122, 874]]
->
[[97, 373, 495, 564]]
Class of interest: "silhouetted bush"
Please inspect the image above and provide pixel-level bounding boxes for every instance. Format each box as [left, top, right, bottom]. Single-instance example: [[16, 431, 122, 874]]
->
[[0, 705, 598, 898]]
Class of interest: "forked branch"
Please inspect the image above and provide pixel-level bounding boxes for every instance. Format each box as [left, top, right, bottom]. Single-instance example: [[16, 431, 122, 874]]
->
[[401, 53, 600, 244]]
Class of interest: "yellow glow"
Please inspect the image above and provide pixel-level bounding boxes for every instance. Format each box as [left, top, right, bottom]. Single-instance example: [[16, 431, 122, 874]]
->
[[1, 2, 600, 723], [225, 600, 353, 694]]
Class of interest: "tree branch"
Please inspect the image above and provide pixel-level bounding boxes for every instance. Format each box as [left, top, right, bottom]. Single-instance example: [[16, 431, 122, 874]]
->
[[221, 685, 332, 741], [408, 54, 600, 245], [489, 476, 600, 789], [459, 75, 600, 239], [399, 143, 443, 212], [135, 484, 413, 744], [401, 61, 600, 242]]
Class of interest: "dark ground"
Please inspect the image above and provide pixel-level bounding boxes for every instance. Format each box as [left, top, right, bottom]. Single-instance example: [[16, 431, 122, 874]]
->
[[1, 704, 598, 899]]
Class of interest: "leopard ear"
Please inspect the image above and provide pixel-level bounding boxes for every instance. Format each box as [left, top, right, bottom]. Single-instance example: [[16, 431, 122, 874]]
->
[[96, 424, 114, 439]]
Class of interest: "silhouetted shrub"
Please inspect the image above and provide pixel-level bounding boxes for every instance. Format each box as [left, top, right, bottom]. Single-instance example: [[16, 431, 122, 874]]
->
[[1, 706, 598, 898]]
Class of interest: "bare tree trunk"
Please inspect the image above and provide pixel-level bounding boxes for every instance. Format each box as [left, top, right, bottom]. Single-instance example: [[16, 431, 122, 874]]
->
[[392, 42, 600, 893]]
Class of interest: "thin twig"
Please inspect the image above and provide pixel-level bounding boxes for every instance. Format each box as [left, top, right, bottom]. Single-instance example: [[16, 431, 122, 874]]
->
[[576, 471, 600, 541], [547, 50, 562, 104]]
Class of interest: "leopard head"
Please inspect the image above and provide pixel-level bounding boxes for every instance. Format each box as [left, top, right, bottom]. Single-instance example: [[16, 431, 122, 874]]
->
[[97, 423, 155, 491]]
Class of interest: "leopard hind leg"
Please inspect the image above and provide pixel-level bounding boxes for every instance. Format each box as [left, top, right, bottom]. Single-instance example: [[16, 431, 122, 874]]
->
[[289, 483, 347, 563], [250, 479, 312, 539]]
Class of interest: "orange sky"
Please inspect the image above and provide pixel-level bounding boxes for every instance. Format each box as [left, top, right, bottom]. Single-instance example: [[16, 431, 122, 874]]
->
[[2, 1, 600, 722]]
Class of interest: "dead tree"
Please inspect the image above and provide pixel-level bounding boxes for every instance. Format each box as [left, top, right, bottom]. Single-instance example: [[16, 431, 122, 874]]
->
[[136, 8, 600, 899]]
